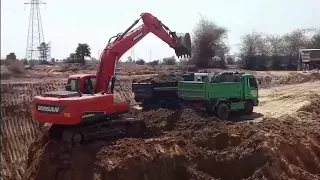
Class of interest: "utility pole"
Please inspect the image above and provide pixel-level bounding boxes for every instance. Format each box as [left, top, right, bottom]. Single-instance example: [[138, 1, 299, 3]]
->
[[130, 48, 135, 61], [149, 49, 152, 62], [24, 0, 46, 67]]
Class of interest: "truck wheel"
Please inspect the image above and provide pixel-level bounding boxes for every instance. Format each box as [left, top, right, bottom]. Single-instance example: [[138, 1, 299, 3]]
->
[[215, 103, 229, 120], [244, 100, 254, 115], [160, 101, 168, 109]]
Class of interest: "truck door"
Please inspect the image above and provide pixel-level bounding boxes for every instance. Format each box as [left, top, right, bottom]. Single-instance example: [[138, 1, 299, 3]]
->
[[246, 77, 258, 103]]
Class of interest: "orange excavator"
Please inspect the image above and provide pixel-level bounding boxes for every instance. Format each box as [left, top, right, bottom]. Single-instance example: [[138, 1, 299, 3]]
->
[[32, 12, 191, 143]]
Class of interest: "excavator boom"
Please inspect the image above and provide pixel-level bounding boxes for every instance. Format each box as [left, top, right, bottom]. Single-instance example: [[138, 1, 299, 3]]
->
[[96, 12, 191, 93]]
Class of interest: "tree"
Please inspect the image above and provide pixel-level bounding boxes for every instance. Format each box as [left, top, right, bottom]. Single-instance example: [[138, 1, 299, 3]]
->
[[6, 52, 17, 60], [21, 58, 28, 65], [265, 35, 286, 69], [226, 56, 235, 65], [127, 56, 134, 63], [309, 30, 320, 48], [191, 16, 229, 68], [135, 58, 145, 65], [65, 53, 76, 63], [282, 29, 311, 57], [239, 31, 268, 69], [37, 42, 50, 62], [162, 56, 177, 65], [281, 29, 314, 70], [75, 43, 91, 65], [148, 60, 159, 66]]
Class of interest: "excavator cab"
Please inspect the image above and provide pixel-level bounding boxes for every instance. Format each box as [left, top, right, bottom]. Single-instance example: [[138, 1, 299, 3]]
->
[[65, 74, 97, 94]]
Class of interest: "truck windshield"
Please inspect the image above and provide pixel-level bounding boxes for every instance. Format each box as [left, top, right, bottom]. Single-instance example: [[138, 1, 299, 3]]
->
[[248, 78, 258, 88]]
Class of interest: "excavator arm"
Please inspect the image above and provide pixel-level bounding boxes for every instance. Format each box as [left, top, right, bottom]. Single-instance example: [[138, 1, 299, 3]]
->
[[96, 12, 191, 93]]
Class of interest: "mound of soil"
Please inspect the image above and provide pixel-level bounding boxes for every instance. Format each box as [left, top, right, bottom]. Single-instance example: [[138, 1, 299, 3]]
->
[[23, 107, 320, 180], [259, 72, 320, 88], [297, 94, 320, 120], [136, 73, 183, 83]]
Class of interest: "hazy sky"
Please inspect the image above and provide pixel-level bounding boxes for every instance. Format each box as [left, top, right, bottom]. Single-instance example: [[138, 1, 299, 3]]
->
[[2, 0, 320, 61]]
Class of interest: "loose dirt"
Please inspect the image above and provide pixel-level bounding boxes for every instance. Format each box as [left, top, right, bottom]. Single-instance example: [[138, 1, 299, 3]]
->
[[253, 81, 320, 121], [23, 103, 320, 180], [135, 73, 183, 83], [3, 71, 320, 180]]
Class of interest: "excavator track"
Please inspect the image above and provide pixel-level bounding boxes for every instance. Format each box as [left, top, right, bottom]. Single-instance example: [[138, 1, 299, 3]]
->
[[42, 118, 147, 144]]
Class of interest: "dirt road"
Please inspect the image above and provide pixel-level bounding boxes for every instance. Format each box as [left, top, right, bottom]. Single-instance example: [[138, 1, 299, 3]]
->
[[254, 81, 320, 119]]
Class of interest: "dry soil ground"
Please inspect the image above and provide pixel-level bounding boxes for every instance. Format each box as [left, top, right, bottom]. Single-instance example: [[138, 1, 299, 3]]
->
[[2, 65, 320, 180], [255, 81, 320, 120]]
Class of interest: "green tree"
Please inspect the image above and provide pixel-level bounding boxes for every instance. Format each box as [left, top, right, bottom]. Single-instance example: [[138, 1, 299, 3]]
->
[[75, 43, 91, 65], [6, 52, 17, 60], [65, 53, 76, 63], [239, 31, 268, 69], [127, 56, 134, 62], [148, 60, 159, 66], [21, 58, 28, 65], [310, 31, 320, 48], [162, 56, 177, 65], [135, 58, 145, 65], [37, 42, 49, 62]]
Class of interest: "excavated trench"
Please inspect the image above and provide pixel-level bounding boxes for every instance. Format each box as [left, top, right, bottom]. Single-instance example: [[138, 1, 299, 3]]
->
[[23, 101, 320, 180]]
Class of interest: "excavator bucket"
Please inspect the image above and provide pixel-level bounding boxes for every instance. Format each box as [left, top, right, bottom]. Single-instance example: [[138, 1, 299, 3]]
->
[[175, 33, 192, 58]]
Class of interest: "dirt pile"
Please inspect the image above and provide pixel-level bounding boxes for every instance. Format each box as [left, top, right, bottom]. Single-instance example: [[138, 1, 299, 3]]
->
[[1, 59, 27, 79], [297, 94, 320, 121], [23, 107, 320, 180], [136, 73, 183, 83], [259, 72, 320, 88]]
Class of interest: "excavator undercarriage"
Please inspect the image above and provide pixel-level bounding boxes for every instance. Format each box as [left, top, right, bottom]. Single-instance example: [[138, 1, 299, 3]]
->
[[43, 117, 146, 144]]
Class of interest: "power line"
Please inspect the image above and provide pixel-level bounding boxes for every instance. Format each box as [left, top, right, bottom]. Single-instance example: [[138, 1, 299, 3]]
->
[[24, 0, 47, 66]]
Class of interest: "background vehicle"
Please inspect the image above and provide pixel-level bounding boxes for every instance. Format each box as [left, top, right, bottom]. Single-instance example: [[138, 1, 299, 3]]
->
[[297, 49, 320, 71], [32, 12, 191, 143]]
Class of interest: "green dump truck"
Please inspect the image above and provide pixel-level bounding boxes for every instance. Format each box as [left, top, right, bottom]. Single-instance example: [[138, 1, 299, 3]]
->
[[178, 72, 259, 120]]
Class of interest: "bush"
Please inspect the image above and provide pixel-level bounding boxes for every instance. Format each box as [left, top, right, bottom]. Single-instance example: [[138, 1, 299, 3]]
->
[[6, 59, 25, 74], [162, 56, 176, 65], [148, 60, 159, 66], [136, 59, 145, 65]]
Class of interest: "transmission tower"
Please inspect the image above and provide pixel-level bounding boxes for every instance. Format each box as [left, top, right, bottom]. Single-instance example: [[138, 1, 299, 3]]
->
[[24, 0, 46, 65]]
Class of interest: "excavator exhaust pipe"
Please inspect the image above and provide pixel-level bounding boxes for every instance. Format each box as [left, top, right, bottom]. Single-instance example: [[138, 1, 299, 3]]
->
[[175, 33, 192, 58]]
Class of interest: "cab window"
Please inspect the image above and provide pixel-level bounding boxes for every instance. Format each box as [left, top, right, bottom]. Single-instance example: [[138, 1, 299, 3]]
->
[[69, 79, 80, 91], [248, 77, 258, 88], [90, 78, 96, 90], [83, 78, 97, 94]]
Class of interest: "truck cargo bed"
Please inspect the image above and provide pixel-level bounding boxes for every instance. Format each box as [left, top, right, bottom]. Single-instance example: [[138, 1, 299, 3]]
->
[[178, 81, 243, 100]]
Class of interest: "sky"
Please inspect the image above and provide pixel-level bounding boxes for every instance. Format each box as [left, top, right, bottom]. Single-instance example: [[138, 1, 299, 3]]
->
[[1, 0, 320, 61]]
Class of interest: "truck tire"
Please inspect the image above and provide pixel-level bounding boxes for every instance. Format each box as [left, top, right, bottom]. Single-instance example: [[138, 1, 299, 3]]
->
[[160, 100, 168, 109], [215, 102, 229, 120], [244, 100, 254, 115]]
